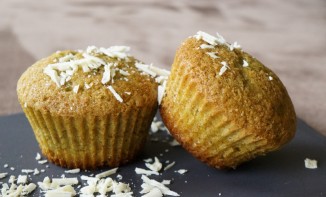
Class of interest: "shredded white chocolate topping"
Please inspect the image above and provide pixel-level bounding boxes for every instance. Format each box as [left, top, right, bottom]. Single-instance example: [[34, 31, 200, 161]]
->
[[43, 46, 170, 103]]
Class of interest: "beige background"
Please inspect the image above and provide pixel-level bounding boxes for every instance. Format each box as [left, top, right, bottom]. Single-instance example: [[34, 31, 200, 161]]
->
[[1, 0, 325, 136]]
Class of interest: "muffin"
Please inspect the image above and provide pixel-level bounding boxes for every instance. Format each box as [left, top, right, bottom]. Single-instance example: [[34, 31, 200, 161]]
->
[[160, 31, 296, 169], [17, 46, 169, 169]]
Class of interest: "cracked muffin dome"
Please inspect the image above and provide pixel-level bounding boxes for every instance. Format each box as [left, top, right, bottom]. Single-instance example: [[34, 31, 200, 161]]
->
[[17, 46, 169, 169], [160, 31, 296, 169]]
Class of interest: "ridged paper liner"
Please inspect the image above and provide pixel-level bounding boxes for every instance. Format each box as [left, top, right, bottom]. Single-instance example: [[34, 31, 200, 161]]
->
[[23, 107, 155, 169], [161, 63, 273, 169]]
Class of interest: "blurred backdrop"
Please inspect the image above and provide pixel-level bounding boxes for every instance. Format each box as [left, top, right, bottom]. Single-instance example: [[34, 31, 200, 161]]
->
[[1, 0, 325, 135]]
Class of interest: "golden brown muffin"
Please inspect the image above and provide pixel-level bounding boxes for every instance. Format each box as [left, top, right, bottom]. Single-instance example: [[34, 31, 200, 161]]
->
[[17, 46, 168, 169], [160, 31, 296, 169]]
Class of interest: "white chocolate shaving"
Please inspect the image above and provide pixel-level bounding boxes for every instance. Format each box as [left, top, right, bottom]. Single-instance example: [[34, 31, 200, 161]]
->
[[195, 31, 224, 45], [243, 60, 249, 67], [176, 169, 188, 175], [140, 175, 179, 196], [200, 44, 215, 49], [0, 172, 8, 179], [52, 178, 79, 186], [64, 168, 80, 174], [72, 85, 79, 94], [101, 63, 113, 84], [108, 86, 123, 103], [164, 161, 176, 171], [95, 168, 118, 179], [206, 52, 219, 59], [135, 168, 159, 176], [135, 62, 157, 77], [230, 41, 241, 51], [35, 153, 41, 160], [219, 61, 229, 76], [305, 158, 318, 169], [145, 157, 162, 172]]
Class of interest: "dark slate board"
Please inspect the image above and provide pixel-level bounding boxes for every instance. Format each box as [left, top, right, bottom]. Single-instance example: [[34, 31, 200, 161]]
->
[[0, 113, 325, 197]]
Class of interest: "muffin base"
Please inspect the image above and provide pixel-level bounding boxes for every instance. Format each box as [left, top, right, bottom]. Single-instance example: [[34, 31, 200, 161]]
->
[[23, 107, 156, 169]]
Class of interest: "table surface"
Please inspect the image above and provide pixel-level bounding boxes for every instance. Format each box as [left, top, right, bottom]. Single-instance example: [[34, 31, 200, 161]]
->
[[0, 114, 325, 197], [0, 0, 326, 136]]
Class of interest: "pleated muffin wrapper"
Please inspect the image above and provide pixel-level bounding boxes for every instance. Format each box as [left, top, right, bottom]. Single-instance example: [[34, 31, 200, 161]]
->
[[160, 59, 286, 169], [22, 106, 156, 170]]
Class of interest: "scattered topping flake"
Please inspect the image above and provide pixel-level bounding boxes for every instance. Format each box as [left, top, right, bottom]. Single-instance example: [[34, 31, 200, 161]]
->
[[52, 177, 79, 186], [140, 175, 180, 196], [144, 158, 153, 163], [108, 86, 123, 103], [176, 169, 188, 175], [200, 44, 215, 49], [33, 168, 40, 175], [98, 45, 131, 59], [269, 76, 273, 81], [101, 63, 113, 84], [59, 53, 74, 63], [142, 187, 163, 197], [22, 183, 37, 195], [151, 120, 165, 133], [230, 41, 241, 51], [21, 169, 34, 174], [135, 167, 159, 176], [219, 61, 229, 76], [145, 157, 162, 172], [80, 175, 99, 185], [163, 161, 176, 171], [72, 85, 80, 94], [45, 190, 74, 197], [194, 31, 225, 46], [35, 152, 41, 160], [10, 167, 15, 171], [135, 62, 157, 77], [169, 139, 180, 146], [4, 164, 8, 168], [157, 80, 167, 105], [9, 175, 16, 183], [242, 60, 249, 67], [0, 172, 8, 179], [84, 82, 92, 89], [80, 184, 96, 195], [215, 32, 227, 44], [116, 174, 123, 180], [119, 69, 130, 76], [304, 158, 318, 169], [64, 168, 81, 174], [44, 185, 76, 197], [38, 159, 48, 164], [206, 52, 219, 59], [17, 175, 28, 184], [95, 168, 118, 179]]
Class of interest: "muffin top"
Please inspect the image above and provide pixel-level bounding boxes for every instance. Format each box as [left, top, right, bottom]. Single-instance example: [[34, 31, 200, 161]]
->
[[17, 46, 169, 116], [163, 31, 296, 146]]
